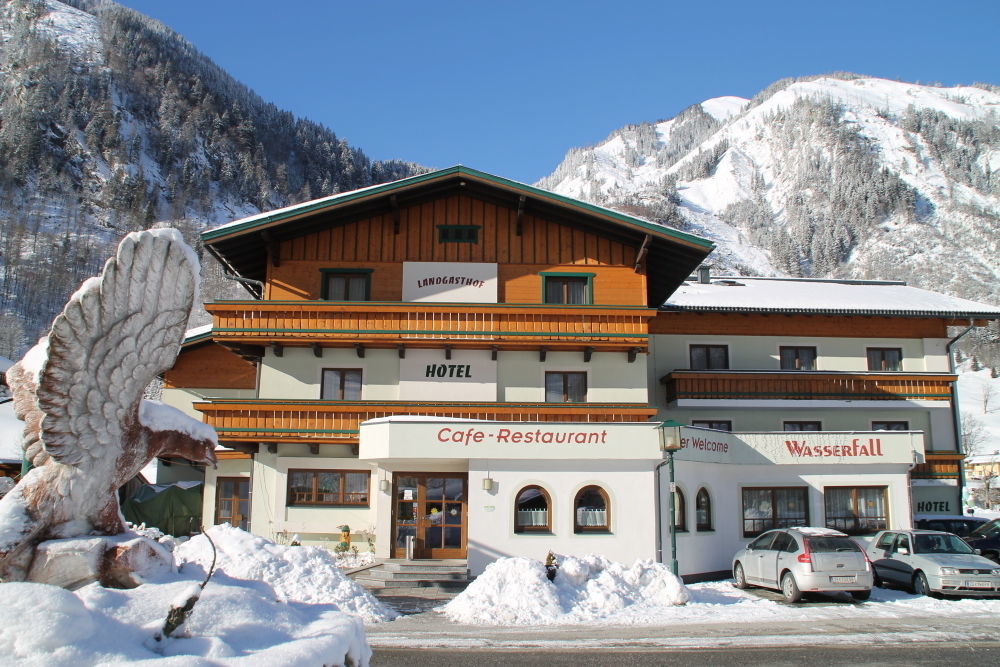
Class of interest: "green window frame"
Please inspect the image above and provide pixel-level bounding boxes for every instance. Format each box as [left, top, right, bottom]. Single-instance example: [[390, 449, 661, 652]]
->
[[320, 269, 373, 301], [437, 225, 480, 243], [540, 272, 595, 305]]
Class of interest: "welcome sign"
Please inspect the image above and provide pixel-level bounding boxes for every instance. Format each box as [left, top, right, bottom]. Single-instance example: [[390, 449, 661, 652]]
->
[[402, 262, 498, 302]]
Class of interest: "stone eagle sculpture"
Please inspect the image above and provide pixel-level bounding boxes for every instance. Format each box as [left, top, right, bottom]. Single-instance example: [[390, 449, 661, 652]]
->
[[0, 229, 218, 582]]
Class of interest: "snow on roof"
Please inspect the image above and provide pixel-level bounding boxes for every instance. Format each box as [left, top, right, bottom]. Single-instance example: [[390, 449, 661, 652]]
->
[[183, 323, 212, 343], [664, 277, 1000, 318]]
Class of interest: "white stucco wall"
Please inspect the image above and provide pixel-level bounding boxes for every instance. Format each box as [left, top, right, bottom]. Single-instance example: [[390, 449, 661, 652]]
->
[[499, 350, 648, 403], [258, 347, 400, 400], [160, 387, 256, 420]]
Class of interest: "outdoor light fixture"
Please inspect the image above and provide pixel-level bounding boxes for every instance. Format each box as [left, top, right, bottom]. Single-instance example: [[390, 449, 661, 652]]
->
[[657, 419, 685, 576], [379, 479, 391, 493], [482, 477, 495, 491]]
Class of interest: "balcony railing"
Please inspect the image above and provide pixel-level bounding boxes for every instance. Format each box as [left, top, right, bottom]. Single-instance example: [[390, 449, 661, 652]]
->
[[663, 370, 956, 402], [205, 301, 652, 350], [194, 399, 657, 444]]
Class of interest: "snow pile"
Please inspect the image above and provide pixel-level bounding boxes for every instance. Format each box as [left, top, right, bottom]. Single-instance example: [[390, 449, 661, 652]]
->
[[175, 524, 396, 622], [139, 400, 218, 445], [0, 576, 370, 666], [0, 400, 24, 463], [442, 554, 689, 625]]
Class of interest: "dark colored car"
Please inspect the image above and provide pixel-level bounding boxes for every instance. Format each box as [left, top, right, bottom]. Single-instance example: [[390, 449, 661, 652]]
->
[[965, 519, 1000, 564], [913, 515, 989, 538]]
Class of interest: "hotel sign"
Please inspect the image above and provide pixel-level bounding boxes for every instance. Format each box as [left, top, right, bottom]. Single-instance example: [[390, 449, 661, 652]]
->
[[402, 262, 498, 302], [398, 349, 497, 401]]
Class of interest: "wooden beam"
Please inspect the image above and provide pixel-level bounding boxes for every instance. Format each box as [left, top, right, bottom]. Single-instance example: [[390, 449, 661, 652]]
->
[[445, 345, 453, 360], [628, 347, 640, 363], [270, 342, 283, 358], [397, 344, 406, 359], [390, 194, 400, 234], [516, 195, 526, 236], [539, 346, 548, 362], [491, 345, 499, 361], [261, 231, 280, 267], [311, 343, 323, 358], [266, 442, 277, 454], [634, 234, 651, 272], [309, 444, 319, 455], [355, 343, 366, 358], [584, 347, 594, 363]]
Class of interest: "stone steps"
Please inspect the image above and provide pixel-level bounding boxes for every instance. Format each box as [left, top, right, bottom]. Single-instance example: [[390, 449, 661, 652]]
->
[[350, 559, 472, 593]]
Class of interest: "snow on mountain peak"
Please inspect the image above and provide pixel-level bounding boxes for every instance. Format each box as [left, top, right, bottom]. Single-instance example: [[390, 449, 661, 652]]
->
[[36, 0, 103, 65], [700, 96, 749, 121]]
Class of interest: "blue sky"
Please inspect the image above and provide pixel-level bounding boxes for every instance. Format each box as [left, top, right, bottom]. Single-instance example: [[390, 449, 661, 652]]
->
[[117, 1, 999, 185]]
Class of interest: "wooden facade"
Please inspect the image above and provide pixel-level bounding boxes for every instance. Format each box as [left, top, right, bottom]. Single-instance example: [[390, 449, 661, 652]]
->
[[912, 453, 964, 480], [663, 371, 957, 402], [163, 342, 257, 389], [195, 400, 658, 445]]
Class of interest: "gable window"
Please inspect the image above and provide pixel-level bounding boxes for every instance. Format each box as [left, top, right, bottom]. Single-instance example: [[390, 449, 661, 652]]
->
[[779, 346, 817, 371], [321, 269, 372, 301], [871, 420, 909, 431], [437, 225, 480, 243], [824, 486, 888, 535], [695, 488, 713, 532], [867, 348, 903, 371], [574, 486, 610, 533], [321, 369, 362, 400], [542, 273, 593, 305], [691, 420, 732, 431], [514, 485, 551, 533], [742, 487, 809, 537], [783, 421, 822, 432], [288, 470, 370, 506], [545, 371, 586, 402], [690, 345, 729, 370]]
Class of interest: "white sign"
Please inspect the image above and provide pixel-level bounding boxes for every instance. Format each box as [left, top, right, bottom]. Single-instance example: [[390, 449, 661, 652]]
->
[[402, 262, 498, 302], [398, 349, 497, 401]]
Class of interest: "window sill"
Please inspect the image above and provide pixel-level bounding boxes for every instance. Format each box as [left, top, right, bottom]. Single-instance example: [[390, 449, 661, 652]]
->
[[514, 531, 555, 536], [574, 530, 613, 536], [287, 504, 370, 509]]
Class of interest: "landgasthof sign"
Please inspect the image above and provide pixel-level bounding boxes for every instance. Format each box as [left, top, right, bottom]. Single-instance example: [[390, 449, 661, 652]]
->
[[358, 420, 662, 460], [402, 261, 498, 302]]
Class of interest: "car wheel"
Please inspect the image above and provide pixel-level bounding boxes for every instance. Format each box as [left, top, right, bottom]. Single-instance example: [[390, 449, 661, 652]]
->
[[733, 563, 749, 589], [851, 589, 871, 602], [781, 572, 802, 603], [913, 571, 933, 597]]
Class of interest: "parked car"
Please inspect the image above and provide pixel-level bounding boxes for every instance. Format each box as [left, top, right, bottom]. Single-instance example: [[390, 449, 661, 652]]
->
[[732, 527, 873, 602], [964, 519, 1000, 564], [866, 529, 1000, 597], [913, 514, 988, 537]]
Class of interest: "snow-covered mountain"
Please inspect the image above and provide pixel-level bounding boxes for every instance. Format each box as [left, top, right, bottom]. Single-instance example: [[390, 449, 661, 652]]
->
[[539, 75, 1000, 305]]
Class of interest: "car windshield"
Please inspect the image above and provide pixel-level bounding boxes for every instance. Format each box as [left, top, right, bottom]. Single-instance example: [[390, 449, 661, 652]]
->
[[807, 537, 860, 553], [969, 520, 1000, 539], [912, 534, 974, 555]]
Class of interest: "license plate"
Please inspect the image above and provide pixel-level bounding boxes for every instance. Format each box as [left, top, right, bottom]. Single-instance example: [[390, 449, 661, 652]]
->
[[830, 576, 856, 584], [965, 580, 993, 589]]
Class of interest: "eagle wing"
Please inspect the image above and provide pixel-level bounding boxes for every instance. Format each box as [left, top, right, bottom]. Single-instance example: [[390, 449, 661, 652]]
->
[[32, 229, 199, 468]]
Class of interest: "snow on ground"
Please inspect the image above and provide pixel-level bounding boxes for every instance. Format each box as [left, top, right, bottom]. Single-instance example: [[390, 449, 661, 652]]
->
[[0, 575, 369, 666], [443, 555, 688, 625], [175, 524, 396, 622]]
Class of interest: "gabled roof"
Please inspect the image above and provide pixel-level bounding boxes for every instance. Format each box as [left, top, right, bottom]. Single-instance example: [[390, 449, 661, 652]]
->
[[663, 276, 1000, 318], [201, 166, 714, 306]]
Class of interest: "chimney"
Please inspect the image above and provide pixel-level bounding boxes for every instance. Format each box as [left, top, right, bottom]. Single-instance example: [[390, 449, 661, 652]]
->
[[697, 265, 711, 284]]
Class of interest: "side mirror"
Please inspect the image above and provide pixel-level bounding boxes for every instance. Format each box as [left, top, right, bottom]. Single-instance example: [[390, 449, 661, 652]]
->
[[897, 547, 909, 555], [975, 549, 982, 555]]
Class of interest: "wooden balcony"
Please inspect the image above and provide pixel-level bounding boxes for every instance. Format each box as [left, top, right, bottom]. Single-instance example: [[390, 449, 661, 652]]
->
[[205, 301, 652, 351], [912, 453, 963, 480], [194, 399, 657, 445], [662, 370, 956, 402]]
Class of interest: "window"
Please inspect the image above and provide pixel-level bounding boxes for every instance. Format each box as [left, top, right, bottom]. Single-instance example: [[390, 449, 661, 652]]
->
[[674, 487, 687, 532], [437, 225, 480, 243], [824, 486, 887, 535], [515, 485, 551, 533], [690, 344, 729, 370], [545, 371, 586, 402], [867, 347, 902, 371], [695, 488, 713, 532], [747, 531, 777, 551], [872, 421, 909, 431], [321, 269, 371, 301], [691, 420, 732, 431], [542, 273, 593, 305], [779, 346, 817, 371], [288, 470, 370, 506], [321, 369, 362, 400], [574, 486, 610, 533], [875, 532, 896, 550], [741, 487, 809, 537], [783, 421, 822, 431]]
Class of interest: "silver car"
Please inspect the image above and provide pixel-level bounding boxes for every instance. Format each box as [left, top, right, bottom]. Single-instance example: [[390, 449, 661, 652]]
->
[[867, 529, 1000, 597], [732, 527, 873, 602]]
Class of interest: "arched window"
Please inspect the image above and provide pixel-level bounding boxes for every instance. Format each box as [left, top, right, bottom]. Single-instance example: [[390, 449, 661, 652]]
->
[[674, 487, 687, 532], [696, 487, 713, 532], [574, 485, 610, 533], [514, 485, 551, 533]]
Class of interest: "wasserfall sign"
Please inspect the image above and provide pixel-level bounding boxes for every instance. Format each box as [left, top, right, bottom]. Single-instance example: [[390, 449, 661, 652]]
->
[[783, 438, 884, 458], [359, 421, 662, 460]]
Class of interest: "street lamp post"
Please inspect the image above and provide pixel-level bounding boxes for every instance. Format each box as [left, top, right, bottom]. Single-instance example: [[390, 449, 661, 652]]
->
[[658, 420, 684, 577]]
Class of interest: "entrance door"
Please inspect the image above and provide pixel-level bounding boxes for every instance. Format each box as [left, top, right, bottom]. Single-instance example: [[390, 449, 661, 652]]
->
[[392, 473, 467, 558], [216, 477, 251, 530]]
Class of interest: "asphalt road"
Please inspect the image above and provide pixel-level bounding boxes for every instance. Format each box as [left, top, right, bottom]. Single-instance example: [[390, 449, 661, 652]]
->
[[372, 644, 1000, 666]]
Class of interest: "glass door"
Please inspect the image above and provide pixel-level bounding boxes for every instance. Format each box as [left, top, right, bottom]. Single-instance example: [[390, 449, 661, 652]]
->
[[216, 477, 251, 530], [392, 473, 467, 558]]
